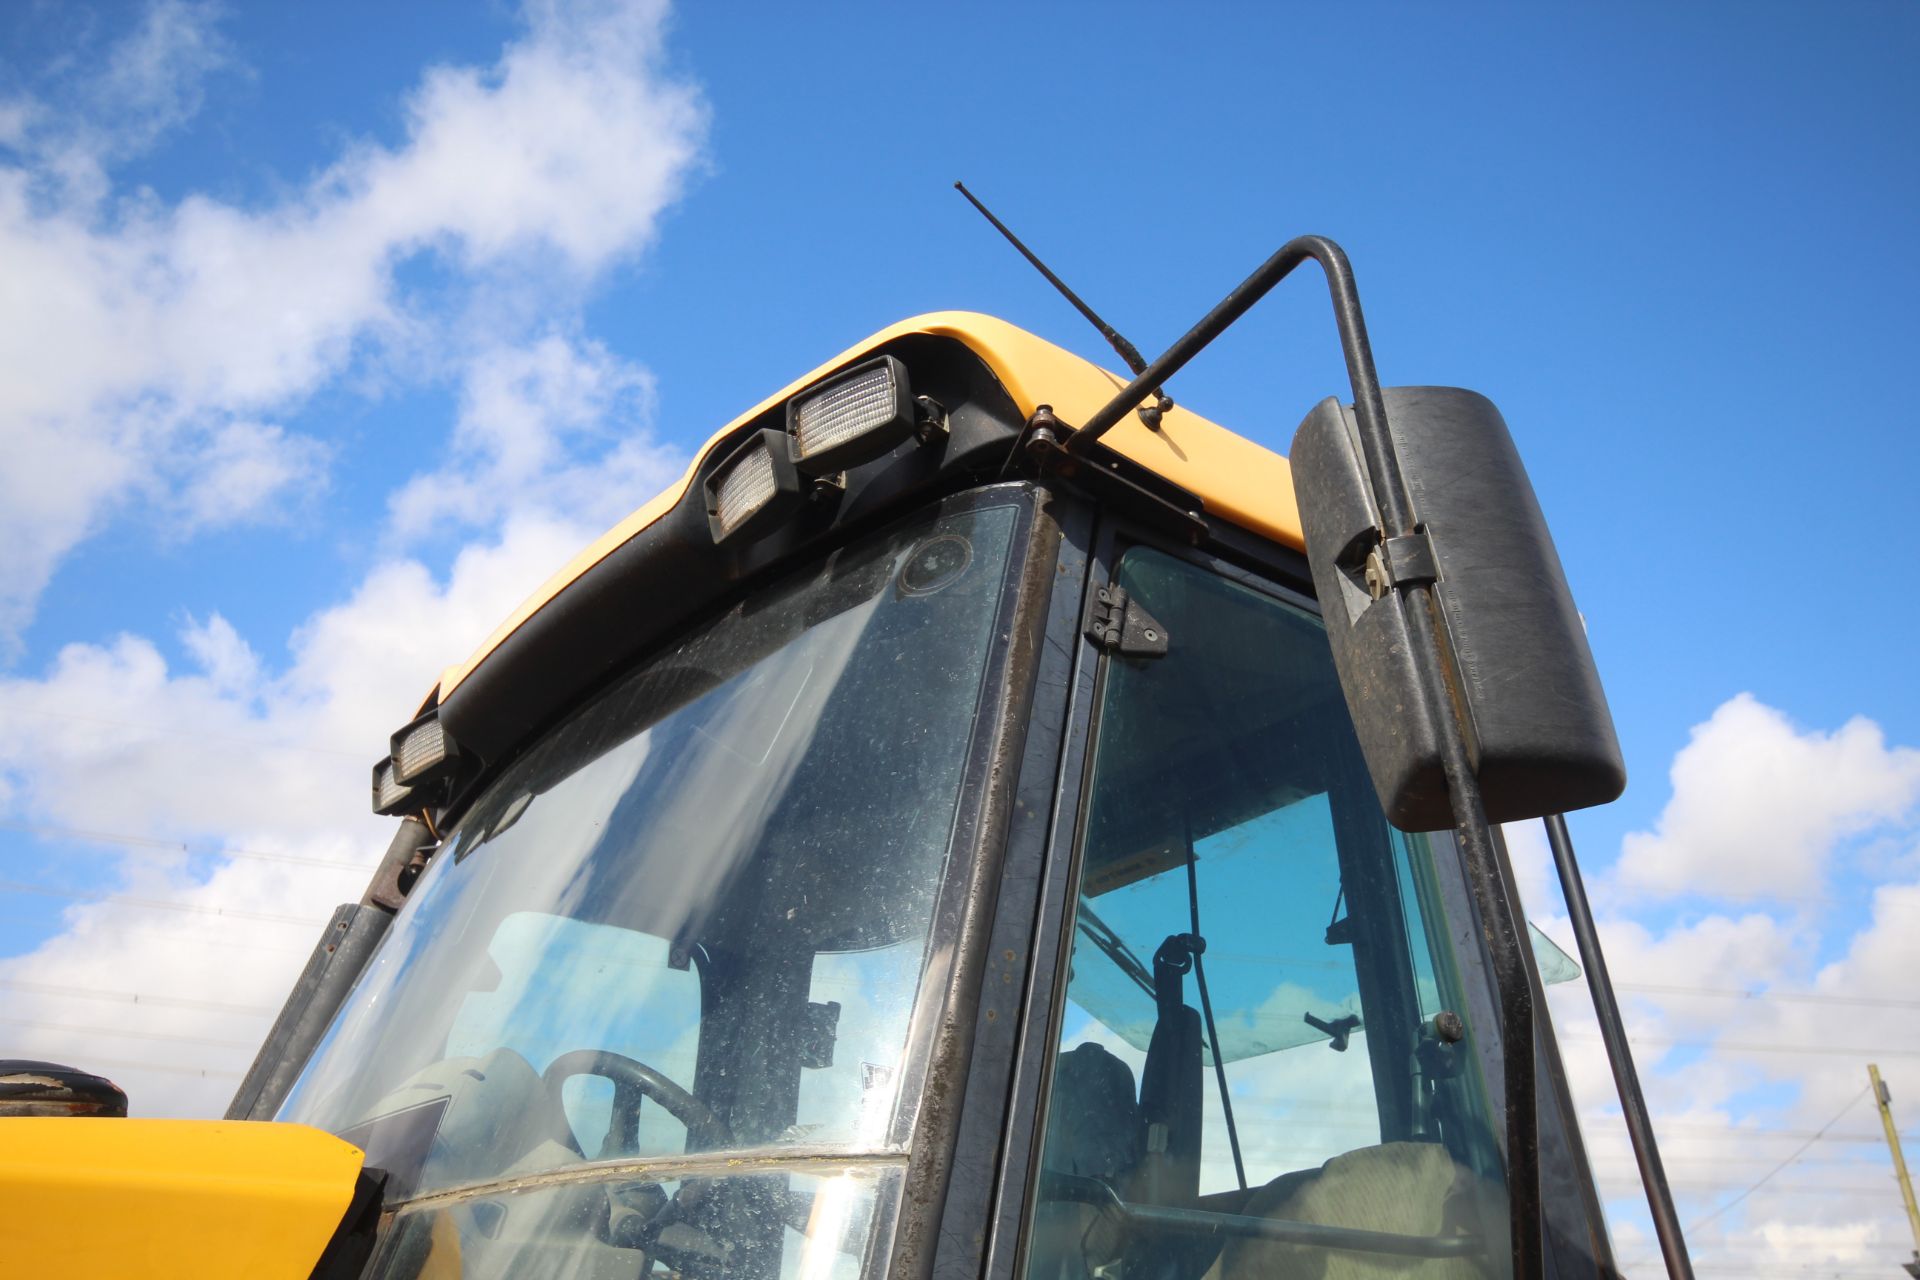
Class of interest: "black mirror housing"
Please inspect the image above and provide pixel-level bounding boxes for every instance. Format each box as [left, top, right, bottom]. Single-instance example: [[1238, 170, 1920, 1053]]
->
[[1291, 387, 1625, 831], [0, 1059, 128, 1118]]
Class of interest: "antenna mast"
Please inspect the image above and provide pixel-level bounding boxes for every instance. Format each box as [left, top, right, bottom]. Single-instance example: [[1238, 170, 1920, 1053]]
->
[[954, 181, 1173, 430]]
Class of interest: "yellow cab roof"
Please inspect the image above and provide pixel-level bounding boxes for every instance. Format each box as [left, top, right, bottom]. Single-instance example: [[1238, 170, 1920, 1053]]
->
[[435, 311, 1302, 702]]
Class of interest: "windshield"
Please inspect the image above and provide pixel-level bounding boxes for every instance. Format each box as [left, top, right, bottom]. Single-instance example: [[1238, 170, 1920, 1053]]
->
[[280, 498, 1023, 1279]]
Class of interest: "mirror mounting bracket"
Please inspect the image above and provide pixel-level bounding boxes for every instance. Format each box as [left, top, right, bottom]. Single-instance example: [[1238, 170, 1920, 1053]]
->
[[1367, 530, 1439, 598]]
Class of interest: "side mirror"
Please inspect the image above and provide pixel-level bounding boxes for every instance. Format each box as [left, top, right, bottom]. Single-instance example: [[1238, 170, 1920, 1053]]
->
[[0, 1059, 127, 1117], [1291, 387, 1625, 831]]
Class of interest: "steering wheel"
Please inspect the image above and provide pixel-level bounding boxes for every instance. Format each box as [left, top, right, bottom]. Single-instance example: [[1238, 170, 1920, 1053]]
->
[[543, 1049, 731, 1159]]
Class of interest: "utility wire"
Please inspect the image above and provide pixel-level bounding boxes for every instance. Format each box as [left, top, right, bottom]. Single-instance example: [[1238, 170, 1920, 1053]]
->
[[0, 879, 326, 927], [0, 923, 309, 957], [1612, 982, 1920, 1011], [1604, 1182, 1891, 1195], [1681, 1088, 1871, 1236], [1593, 1152, 1891, 1168], [0, 818, 370, 872], [5, 704, 363, 759], [0, 977, 275, 1016], [1631, 1120, 1897, 1142], [60, 1053, 244, 1080], [0, 1015, 257, 1051], [1684, 1268, 1899, 1277], [1562, 1032, 1920, 1060]]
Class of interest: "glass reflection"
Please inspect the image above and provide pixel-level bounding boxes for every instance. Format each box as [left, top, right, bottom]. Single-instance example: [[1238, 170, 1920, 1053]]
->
[[280, 504, 1019, 1214], [363, 1166, 894, 1280]]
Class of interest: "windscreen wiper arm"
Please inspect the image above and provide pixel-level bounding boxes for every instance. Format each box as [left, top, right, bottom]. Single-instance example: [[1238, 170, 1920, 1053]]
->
[[1075, 899, 1155, 1000]]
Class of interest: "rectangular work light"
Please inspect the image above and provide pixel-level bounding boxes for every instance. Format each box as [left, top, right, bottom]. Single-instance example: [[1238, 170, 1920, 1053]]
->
[[704, 427, 809, 545], [785, 355, 917, 475], [371, 757, 415, 816], [390, 711, 459, 787]]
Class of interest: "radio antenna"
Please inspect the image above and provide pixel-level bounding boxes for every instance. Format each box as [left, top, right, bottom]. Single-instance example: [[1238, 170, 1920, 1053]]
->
[[955, 181, 1173, 430]]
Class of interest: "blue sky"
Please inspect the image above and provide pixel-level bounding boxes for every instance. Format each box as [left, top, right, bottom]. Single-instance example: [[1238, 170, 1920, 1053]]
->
[[1, 2, 1917, 1274]]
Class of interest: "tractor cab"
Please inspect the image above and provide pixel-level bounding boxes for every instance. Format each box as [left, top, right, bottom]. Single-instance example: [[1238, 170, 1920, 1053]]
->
[[16, 239, 1682, 1280]]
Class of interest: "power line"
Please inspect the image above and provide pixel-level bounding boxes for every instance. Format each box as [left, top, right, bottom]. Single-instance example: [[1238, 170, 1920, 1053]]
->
[[1684, 1267, 1905, 1276], [1592, 1152, 1883, 1168], [5, 704, 363, 760], [1681, 1087, 1872, 1236], [1614, 981, 1920, 1012], [0, 818, 372, 872], [0, 923, 311, 957], [0, 977, 276, 1016], [1599, 1181, 1898, 1197], [1624, 1120, 1897, 1142], [65, 1053, 244, 1080], [1686, 1243, 1917, 1255], [1563, 1031, 1920, 1060], [0, 1015, 258, 1051], [0, 879, 327, 927]]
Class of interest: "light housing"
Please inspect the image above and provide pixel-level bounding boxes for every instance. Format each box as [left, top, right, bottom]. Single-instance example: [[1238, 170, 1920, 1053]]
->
[[785, 355, 917, 475], [371, 758, 417, 816], [703, 428, 809, 545], [390, 711, 460, 788]]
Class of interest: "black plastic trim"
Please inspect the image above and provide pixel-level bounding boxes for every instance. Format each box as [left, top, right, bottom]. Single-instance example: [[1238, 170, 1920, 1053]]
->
[[434, 333, 1029, 821], [985, 504, 1122, 1280], [886, 485, 1054, 1280], [922, 490, 1097, 1280]]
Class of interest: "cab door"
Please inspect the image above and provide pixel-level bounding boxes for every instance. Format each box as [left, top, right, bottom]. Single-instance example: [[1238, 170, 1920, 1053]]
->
[[1002, 533, 1516, 1280]]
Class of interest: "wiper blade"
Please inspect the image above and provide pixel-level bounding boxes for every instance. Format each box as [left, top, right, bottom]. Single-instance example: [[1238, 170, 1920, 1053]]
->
[[1074, 899, 1154, 1000]]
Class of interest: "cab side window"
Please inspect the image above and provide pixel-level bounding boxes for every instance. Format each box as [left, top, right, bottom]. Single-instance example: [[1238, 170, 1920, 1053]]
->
[[1023, 548, 1509, 1280]]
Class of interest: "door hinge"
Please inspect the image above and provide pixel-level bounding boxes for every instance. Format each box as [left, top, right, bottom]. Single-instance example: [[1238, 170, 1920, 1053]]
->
[[1086, 585, 1169, 658]]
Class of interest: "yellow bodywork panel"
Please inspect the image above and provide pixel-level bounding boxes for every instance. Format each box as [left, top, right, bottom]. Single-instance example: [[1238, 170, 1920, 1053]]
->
[[435, 311, 1302, 702], [0, 1118, 363, 1279]]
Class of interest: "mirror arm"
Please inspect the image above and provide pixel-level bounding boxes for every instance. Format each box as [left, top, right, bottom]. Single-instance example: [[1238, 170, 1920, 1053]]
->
[[1069, 238, 1544, 1280], [1064, 237, 1401, 531], [1547, 814, 1697, 1279], [1404, 599, 1543, 1280]]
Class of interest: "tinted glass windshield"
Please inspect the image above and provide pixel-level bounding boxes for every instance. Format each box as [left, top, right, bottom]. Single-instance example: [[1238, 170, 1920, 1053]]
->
[[280, 499, 1022, 1277]]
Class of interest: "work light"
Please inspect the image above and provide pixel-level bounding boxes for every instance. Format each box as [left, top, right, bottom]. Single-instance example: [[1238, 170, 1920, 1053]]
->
[[390, 711, 459, 787], [704, 428, 809, 545], [371, 758, 415, 816], [786, 355, 918, 475]]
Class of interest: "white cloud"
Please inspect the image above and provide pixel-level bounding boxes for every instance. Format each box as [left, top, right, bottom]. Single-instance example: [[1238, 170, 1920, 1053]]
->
[[85, 0, 235, 163], [1507, 696, 1920, 1275], [0, 0, 700, 1117], [0, 507, 665, 1117], [168, 420, 332, 533], [4, 1, 235, 209], [1616, 693, 1920, 900], [1523, 883, 1920, 1278], [388, 334, 680, 541], [0, 0, 705, 653]]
